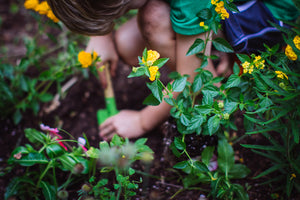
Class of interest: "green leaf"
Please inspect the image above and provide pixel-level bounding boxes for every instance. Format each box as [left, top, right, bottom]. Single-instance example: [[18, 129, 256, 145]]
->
[[146, 80, 163, 102], [172, 77, 187, 92], [224, 74, 241, 89], [128, 67, 145, 78], [173, 160, 189, 169], [143, 93, 160, 106], [59, 154, 77, 171], [208, 115, 220, 135], [180, 114, 190, 126], [240, 144, 281, 151], [212, 38, 234, 53], [153, 58, 169, 68], [217, 139, 234, 176], [224, 102, 238, 114], [39, 93, 53, 102], [15, 153, 48, 167], [196, 8, 212, 20], [40, 181, 56, 200], [232, 184, 249, 200], [186, 38, 205, 56], [201, 146, 215, 166], [4, 177, 35, 199], [194, 161, 209, 172], [202, 90, 213, 106], [46, 143, 65, 158], [25, 128, 46, 145], [86, 147, 100, 158], [187, 114, 205, 131], [13, 109, 22, 125], [99, 141, 110, 151], [236, 54, 250, 63], [174, 136, 186, 150], [192, 74, 203, 92], [228, 164, 250, 179], [253, 164, 285, 179]]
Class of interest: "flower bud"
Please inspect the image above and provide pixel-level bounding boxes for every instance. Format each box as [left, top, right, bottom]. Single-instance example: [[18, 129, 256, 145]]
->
[[218, 101, 224, 109], [81, 183, 92, 193], [72, 163, 85, 174], [57, 190, 69, 200], [223, 113, 230, 120]]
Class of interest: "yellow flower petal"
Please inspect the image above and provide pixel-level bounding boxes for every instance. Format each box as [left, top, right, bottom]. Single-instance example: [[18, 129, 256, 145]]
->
[[24, 0, 39, 10], [78, 51, 92, 68]]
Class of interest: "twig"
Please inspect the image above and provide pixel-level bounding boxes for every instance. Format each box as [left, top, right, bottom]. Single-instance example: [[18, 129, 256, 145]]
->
[[44, 77, 78, 113]]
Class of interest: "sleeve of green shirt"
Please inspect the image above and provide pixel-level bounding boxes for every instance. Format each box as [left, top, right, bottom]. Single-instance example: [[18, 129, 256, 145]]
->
[[169, 0, 211, 35], [168, 0, 300, 36]]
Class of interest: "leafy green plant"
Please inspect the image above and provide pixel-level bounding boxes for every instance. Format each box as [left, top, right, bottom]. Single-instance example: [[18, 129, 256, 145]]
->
[[128, 0, 300, 199], [82, 134, 154, 200], [5, 126, 90, 200], [0, 2, 94, 124]]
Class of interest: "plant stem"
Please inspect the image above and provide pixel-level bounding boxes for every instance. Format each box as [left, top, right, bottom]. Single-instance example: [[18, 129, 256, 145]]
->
[[37, 160, 52, 188]]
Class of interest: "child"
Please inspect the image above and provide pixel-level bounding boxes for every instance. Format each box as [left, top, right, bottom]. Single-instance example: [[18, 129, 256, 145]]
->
[[46, 0, 299, 140]]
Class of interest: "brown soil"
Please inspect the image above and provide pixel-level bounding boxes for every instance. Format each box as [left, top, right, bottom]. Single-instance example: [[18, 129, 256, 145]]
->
[[1, 1, 299, 200]]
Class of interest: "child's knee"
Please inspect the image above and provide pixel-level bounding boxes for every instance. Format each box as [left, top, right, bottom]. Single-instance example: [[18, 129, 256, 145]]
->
[[138, 0, 173, 46]]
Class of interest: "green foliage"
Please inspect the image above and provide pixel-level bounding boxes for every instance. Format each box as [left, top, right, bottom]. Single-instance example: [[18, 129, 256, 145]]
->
[[128, 0, 300, 198], [81, 135, 153, 200], [5, 127, 89, 200], [5, 129, 154, 200], [0, 7, 95, 124]]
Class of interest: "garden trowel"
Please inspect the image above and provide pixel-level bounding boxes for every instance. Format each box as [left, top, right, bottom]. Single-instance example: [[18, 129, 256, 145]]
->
[[97, 63, 118, 125]]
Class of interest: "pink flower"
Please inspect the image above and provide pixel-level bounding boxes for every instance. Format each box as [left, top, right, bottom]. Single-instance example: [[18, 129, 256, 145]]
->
[[78, 137, 87, 152], [40, 124, 67, 150]]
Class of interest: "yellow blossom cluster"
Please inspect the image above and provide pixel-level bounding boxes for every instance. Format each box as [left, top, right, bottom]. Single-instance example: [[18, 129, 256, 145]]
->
[[142, 50, 160, 81], [78, 51, 98, 68], [24, 0, 59, 23], [285, 45, 297, 61], [253, 55, 265, 70], [142, 50, 160, 66], [242, 55, 266, 74], [242, 61, 253, 74], [275, 71, 288, 80], [211, 0, 229, 20], [293, 35, 300, 50], [149, 66, 159, 81]]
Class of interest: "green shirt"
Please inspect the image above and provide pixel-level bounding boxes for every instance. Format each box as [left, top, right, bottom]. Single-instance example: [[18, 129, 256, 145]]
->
[[169, 0, 300, 35]]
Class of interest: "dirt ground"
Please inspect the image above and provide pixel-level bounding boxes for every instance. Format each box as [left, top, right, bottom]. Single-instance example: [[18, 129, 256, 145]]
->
[[1, 1, 299, 199]]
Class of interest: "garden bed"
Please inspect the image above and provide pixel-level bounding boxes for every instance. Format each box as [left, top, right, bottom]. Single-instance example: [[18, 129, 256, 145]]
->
[[1, 1, 300, 200]]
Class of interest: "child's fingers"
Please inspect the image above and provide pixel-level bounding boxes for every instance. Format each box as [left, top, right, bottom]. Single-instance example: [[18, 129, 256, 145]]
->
[[99, 117, 115, 140]]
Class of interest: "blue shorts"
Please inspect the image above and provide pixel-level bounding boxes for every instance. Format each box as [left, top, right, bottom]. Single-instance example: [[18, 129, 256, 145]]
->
[[222, 0, 289, 54]]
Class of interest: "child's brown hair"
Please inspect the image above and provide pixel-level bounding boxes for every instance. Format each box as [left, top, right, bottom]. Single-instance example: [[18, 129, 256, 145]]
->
[[46, 0, 131, 35]]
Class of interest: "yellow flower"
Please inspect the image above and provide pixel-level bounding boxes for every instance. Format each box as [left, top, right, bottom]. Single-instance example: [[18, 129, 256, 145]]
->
[[211, 0, 219, 5], [92, 51, 98, 60], [254, 55, 265, 69], [47, 10, 59, 23], [242, 61, 254, 74], [275, 71, 288, 80], [199, 21, 205, 27], [35, 1, 50, 15], [143, 50, 160, 66], [293, 35, 300, 50], [290, 173, 296, 180], [220, 8, 229, 19], [78, 51, 93, 68], [216, 1, 224, 7], [285, 45, 297, 61], [24, 0, 39, 10], [149, 66, 159, 81]]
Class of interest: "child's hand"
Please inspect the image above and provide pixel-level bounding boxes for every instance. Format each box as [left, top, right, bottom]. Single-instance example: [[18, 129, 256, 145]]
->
[[86, 34, 118, 88], [99, 110, 146, 140]]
